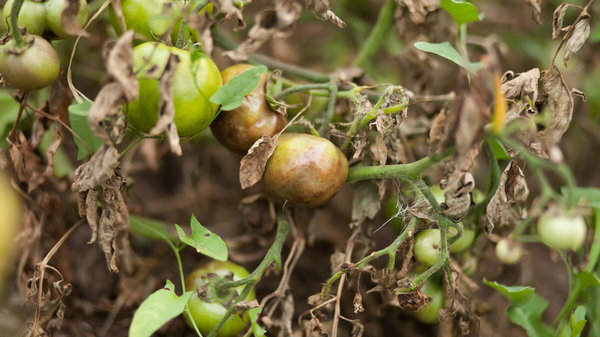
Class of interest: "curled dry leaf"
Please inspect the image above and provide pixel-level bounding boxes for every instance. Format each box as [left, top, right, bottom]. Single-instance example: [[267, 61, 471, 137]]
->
[[351, 181, 381, 227], [303, 0, 346, 28], [500, 68, 540, 103], [563, 18, 590, 66], [552, 4, 570, 39], [189, 12, 215, 55], [89, 31, 138, 145], [525, 0, 542, 24], [72, 146, 132, 273], [395, 0, 440, 24], [8, 131, 46, 193], [485, 161, 529, 233], [148, 53, 182, 156], [239, 135, 280, 189], [213, 0, 244, 28], [442, 171, 474, 222], [532, 68, 574, 157], [28, 276, 72, 336], [60, 0, 89, 37], [225, 1, 302, 61]]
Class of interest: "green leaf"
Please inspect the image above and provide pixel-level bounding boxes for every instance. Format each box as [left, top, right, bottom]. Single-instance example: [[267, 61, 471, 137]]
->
[[176, 215, 228, 261], [130, 215, 178, 242], [210, 65, 267, 111], [484, 280, 535, 304], [569, 306, 586, 337], [563, 187, 600, 209], [576, 271, 600, 288], [414, 41, 482, 73], [129, 280, 193, 337], [485, 280, 553, 337], [68, 101, 103, 159], [507, 294, 553, 337], [441, 0, 480, 26], [248, 307, 267, 337], [488, 138, 511, 160]]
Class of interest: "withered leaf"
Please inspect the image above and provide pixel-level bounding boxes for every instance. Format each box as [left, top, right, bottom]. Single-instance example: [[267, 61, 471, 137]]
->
[[442, 171, 474, 222], [213, 0, 244, 28], [225, 1, 302, 61], [500, 68, 540, 103], [42, 127, 62, 179], [72, 145, 119, 192], [188, 12, 215, 55], [303, 0, 346, 28], [552, 4, 570, 39], [60, 0, 90, 37], [8, 132, 45, 192], [106, 31, 137, 101], [396, 0, 440, 24], [239, 135, 280, 190], [351, 181, 381, 227], [525, 0, 542, 24], [148, 53, 182, 156], [485, 161, 529, 233], [563, 18, 590, 66]]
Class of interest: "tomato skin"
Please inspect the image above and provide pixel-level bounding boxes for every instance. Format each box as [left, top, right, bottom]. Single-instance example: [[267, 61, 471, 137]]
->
[[185, 261, 256, 337], [0, 35, 60, 91], [414, 279, 444, 324], [0, 173, 21, 294], [495, 239, 523, 265], [538, 214, 587, 251], [2, 0, 47, 36], [44, 0, 89, 39], [413, 229, 441, 266], [263, 133, 348, 207], [210, 64, 287, 155], [113, 0, 184, 42], [126, 42, 222, 137], [448, 224, 476, 254]]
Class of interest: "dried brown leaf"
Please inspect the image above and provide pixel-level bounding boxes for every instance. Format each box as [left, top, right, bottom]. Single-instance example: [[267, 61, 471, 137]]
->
[[72, 145, 119, 192], [42, 127, 62, 178], [303, 0, 346, 28], [8, 132, 45, 192], [485, 161, 529, 233], [213, 0, 244, 28], [395, 0, 440, 24], [239, 135, 280, 189], [351, 181, 381, 227], [526, 0, 542, 24], [442, 171, 474, 222], [563, 18, 590, 66], [552, 4, 570, 39], [106, 31, 137, 101], [60, 0, 89, 37], [500, 68, 540, 103], [148, 53, 182, 156], [225, 1, 302, 61], [189, 13, 215, 55]]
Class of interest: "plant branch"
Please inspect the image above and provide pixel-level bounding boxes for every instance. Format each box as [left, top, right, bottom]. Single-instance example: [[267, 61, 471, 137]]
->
[[352, 0, 396, 68], [346, 149, 452, 182], [319, 81, 338, 136]]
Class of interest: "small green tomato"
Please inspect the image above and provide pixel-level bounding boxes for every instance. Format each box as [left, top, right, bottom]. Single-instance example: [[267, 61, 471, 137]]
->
[[495, 239, 523, 265], [537, 214, 586, 251], [414, 279, 444, 324]]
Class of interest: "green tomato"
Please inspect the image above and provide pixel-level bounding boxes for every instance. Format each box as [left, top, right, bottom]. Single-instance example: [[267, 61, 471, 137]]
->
[[2, 0, 47, 36], [44, 0, 89, 39], [0, 35, 60, 91], [414, 279, 444, 324], [126, 42, 222, 137], [0, 173, 21, 294], [495, 239, 523, 265], [448, 224, 476, 254], [210, 64, 287, 155], [263, 133, 348, 207], [413, 229, 441, 266], [185, 261, 256, 337], [113, 0, 185, 42], [538, 214, 587, 251]]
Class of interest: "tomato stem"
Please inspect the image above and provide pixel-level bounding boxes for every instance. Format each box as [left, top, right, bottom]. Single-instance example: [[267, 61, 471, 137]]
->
[[352, 0, 396, 69], [10, 0, 26, 48]]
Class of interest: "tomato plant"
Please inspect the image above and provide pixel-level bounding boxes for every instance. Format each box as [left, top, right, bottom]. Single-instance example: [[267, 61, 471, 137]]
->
[[263, 133, 348, 207], [0, 34, 60, 90], [185, 261, 256, 337], [126, 41, 222, 137], [210, 64, 287, 155]]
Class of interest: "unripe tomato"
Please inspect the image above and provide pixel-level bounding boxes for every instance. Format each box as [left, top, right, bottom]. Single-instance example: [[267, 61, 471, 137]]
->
[[2, 0, 47, 36], [185, 261, 256, 337], [44, 0, 89, 39], [112, 0, 184, 42], [414, 279, 444, 324], [538, 214, 587, 251], [0, 173, 21, 294], [448, 224, 476, 254], [0, 35, 60, 91], [495, 239, 523, 265], [210, 64, 287, 155], [263, 133, 348, 207], [413, 229, 441, 266], [126, 42, 222, 137]]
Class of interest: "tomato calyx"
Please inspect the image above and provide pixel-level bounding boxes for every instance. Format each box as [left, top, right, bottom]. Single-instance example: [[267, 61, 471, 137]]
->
[[194, 271, 242, 307]]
